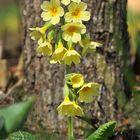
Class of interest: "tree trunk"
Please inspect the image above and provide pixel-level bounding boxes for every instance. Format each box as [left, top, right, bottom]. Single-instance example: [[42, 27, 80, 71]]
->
[[23, 0, 129, 137]]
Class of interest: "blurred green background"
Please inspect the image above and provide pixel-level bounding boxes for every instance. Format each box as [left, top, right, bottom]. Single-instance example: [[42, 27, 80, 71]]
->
[[0, 0, 22, 65]]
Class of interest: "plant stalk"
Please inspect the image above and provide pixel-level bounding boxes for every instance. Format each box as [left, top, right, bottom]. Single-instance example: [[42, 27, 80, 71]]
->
[[65, 65, 74, 140], [68, 116, 73, 140]]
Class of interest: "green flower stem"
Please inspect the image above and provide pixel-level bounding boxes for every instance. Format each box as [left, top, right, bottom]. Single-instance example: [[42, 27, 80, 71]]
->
[[65, 65, 71, 74], [68, 116, 74, 140], [65, 65, 74, 140]]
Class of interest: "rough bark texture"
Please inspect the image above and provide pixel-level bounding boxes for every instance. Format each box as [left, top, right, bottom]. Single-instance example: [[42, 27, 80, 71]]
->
[[23, 0, 129, 138]]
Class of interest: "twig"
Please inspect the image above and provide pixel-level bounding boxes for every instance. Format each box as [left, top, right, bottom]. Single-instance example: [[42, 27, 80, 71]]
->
[[97, 101, 106, 116], [0, 78, 23, 103]]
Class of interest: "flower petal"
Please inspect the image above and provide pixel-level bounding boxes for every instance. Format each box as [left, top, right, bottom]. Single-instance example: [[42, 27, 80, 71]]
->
[[61, 0, 70, 5], [72, 33, 81, 43], [65, 12, 72, 22], [41, 1, 51, 11], [51, 16, 60, 25], [71, 0, 81, 3], [41, 12, 52, 21], [77, 2, 87, 11], [81, 11, 91, 21], [68, 2, 77, 11], [59, 7, 64, 16], [62, 32, 71, 42]]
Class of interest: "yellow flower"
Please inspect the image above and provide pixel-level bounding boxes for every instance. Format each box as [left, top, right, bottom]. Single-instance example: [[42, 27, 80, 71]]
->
[[63, 49, 81, 65], [79, 35, 102, 56], [30, 22, 52, 43], [65, 2, 90, 23], [50, 41, 67, 64], [37, 40, 52, 56], [70, 74, 84, 88], [78, 83, 100, 103], [57, 96, 84, 116], [41, 0, 64, 25], [62, 0, 81, 5], [62, 23, 86, 43], [29, 26, 47, 43]]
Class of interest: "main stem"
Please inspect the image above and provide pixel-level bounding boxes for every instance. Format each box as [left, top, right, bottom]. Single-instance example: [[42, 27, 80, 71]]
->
[[65, 65, 74, 140], [68, 116, 73, 140]]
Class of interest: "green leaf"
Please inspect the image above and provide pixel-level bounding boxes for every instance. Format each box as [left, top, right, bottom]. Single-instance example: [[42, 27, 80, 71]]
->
[[0, 96, 35, 135], [0, 116, 4, 130], [8, 131, 38, 140], [86, 121, 117, 140]]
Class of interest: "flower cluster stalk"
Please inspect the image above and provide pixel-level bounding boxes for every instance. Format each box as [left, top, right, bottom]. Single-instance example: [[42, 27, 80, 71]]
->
[[68, 116, 73, 140], [65, 65, 74, 140]]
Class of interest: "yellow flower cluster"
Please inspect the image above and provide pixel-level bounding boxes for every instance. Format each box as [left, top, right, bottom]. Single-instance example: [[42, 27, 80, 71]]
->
[[30, 0, 102, 65], [57, 73, 100, 116], [29, 0, 102, 118]]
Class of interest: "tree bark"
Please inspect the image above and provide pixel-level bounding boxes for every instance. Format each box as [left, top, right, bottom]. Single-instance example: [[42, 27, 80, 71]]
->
[[23, 0, 129, 138]]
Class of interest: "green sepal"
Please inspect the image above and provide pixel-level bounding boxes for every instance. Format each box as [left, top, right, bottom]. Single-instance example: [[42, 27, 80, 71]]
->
[[63, 84, 69, 96], [44, 21, 52, 29], [65, 73, 75, 86], [68, 88, 76, 101], [63, 84, 76, 101], [82, 46, 89, 57], [55, 31, 62, 45], [47, 30, 55, 42], [67, 41, 73, 49]]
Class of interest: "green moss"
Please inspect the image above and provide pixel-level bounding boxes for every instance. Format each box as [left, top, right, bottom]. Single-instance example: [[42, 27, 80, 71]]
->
[[0, 4, 20, 32]]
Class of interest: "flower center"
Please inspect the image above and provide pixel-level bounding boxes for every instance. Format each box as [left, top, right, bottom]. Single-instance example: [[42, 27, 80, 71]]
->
[[50, 7, 58, 16], [72, 76, 80, 84], [67, 26, 77, 33], [72, 9, 80, 17], [82, 87, 91, 93]]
